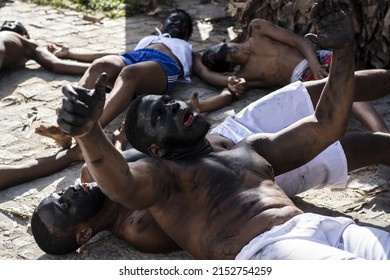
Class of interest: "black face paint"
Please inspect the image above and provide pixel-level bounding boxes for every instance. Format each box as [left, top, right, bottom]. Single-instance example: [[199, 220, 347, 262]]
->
[[37, 183, 106, 229], [161, 12, 191, 40], [201, 43, 231, 72]]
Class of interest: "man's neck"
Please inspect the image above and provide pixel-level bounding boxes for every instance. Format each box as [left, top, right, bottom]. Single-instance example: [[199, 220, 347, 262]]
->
[[164, 138, 213, 160]]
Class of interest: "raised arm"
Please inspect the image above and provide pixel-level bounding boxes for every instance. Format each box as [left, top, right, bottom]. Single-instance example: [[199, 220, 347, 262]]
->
[[247, 0, 355, 175], [250, 18, 328, 80], [56, 74, 164, 209]]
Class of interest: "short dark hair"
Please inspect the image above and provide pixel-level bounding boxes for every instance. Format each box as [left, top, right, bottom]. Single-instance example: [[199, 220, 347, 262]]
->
[[201, 43, 231, 72], [1, 20, 29, 38], [31, 206, 80, 255]]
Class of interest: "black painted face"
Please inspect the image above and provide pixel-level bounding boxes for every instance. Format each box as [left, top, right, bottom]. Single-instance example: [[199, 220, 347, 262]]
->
[[201, 43, 231, 72], [161, 11, 191, 40], [36, 183, 106, 229], [138, 95, 210, 152]]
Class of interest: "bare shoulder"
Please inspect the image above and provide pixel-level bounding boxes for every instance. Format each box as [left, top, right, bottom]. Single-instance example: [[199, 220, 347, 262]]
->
[[248, 18, 277, 33]]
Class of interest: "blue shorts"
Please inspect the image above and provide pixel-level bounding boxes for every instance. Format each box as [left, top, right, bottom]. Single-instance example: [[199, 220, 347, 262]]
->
[[120, 48, 181, 95]]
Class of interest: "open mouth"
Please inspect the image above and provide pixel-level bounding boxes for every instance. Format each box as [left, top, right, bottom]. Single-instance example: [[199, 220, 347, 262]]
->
[[183, 111, 195, 127], [81, 183, 90, 194]]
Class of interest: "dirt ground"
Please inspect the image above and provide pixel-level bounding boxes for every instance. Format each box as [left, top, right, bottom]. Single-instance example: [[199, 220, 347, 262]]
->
[[0, 0, 389, 260]]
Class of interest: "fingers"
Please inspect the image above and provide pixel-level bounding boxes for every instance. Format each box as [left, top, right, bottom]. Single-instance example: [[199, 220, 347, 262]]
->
[[94, 73, 108, 100], [62, 84, 80, 102]]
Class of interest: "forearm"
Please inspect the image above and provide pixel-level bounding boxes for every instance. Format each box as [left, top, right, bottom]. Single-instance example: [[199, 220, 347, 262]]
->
[[316, 46, 355, 139], [65, 49, 118, 62], [197, 70, 230, 88], [75, 123, 132, 199], [34, 47, 91, 75], [197, 89, 234, 113], [301, 42, 321, 69]]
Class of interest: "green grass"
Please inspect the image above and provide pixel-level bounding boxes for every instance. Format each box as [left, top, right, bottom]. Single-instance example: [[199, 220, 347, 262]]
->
[[24, 0, 144, 18]]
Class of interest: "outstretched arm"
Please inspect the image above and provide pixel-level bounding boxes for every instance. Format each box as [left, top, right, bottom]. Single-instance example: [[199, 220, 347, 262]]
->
[[192, 52, 231, 88], [57, 74, 164, 209], [47, 43, 118, 62], [29, 45, 91, 75], [247, 0, 355, 175]]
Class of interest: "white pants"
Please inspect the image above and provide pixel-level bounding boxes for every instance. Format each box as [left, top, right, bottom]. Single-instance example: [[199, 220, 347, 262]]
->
[[210, 81, 348, 197], [235, 213, 390, 260]]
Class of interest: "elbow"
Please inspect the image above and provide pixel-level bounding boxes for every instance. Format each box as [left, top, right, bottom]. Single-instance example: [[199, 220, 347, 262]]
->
[[316, 115, 348, 143]]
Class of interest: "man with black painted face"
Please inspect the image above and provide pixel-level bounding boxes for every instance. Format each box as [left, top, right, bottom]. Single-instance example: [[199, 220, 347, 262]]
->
[[36, 9, 194, 149], [31, 181, 179, 255], [41, 1, 390, 259]]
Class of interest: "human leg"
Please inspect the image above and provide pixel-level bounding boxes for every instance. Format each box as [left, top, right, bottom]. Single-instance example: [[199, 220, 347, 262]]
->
[[340, 131, 390, 171], [77, 55, 125, 89], [236, 213, 363, 260], [98, 61, 168, 128], [305, 69, 390, 104], [351, 102, 389, 133], [0, 42, 5, 69], [340, 223, 390, 259], [304, 69, 390, 133], [0, 146, 82, 190]]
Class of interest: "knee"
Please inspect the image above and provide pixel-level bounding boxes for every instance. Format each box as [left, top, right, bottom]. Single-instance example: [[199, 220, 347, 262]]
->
[[89, 57, 112, 73], [118, 65, 141, 82]]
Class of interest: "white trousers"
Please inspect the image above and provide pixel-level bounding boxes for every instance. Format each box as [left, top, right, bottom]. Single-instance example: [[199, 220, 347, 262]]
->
[[235, 213, 390, 260]]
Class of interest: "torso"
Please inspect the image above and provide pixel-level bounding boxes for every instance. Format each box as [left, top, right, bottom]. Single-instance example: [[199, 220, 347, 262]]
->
[[145, 142, 303, 259], [237, 35, 305, 87], [145, 43, 183, 74]]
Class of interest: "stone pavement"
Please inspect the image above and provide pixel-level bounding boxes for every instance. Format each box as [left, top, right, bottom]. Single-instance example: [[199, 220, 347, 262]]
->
[[0, 0, 389, 261], [0, 0, 270, 260]]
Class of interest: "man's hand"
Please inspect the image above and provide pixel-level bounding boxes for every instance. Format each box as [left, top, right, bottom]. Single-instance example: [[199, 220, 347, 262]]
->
[[228, 76, 246, 97], [57, 73, 107, 137], [305, 0, 354, 49]]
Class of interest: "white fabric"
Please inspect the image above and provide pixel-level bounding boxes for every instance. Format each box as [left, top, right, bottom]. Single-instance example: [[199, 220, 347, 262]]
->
[[235, 213, 390, 260], [290, 50, 332, 83], [135, 31, 192, 83], [210, 81, 348, 197], [290, 58, 309, 83]]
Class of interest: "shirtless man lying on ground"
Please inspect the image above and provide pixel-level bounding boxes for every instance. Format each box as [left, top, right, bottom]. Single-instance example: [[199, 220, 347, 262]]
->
[[31, 0, 390, 260], [191, 16, 389, 133], [0, 20, 108, 74]]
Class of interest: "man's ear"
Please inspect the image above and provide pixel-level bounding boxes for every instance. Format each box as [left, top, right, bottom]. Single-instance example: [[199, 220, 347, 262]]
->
[[148, 144, 166, 158], [76, 227, 92, 245]]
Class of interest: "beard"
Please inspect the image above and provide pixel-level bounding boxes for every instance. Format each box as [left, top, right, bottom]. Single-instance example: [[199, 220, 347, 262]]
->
[[162, 116, 210, 154]]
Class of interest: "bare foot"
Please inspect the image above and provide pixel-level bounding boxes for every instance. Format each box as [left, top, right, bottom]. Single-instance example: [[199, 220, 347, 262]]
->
[[35, 125, 73, 149], [112, 122, 128, 151], [186, 92, 202, 113]]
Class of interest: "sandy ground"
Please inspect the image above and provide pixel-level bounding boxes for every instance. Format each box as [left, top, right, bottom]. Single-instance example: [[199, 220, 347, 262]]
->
[[0, 0, 389, 260]]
